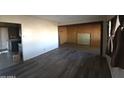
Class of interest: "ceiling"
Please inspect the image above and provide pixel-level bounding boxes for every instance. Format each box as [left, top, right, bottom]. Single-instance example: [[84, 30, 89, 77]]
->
[[33, 15, 107, 26]]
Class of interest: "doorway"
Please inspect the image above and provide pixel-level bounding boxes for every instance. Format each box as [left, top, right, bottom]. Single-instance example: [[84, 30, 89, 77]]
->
[[0, 22, 23, 70]]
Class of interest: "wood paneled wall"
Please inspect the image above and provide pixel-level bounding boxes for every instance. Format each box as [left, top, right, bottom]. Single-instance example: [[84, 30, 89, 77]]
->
[[58, 22, 101, 48], [67, 25, 77, 43]]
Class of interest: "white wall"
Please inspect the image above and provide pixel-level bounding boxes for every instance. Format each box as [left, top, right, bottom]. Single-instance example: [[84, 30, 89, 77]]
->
[[0, 16, 58, 61], [0, 28, 9, 50]]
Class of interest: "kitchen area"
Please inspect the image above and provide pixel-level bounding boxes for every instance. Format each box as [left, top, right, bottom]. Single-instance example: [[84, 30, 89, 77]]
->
[[0, 22, 22, 70], [8, 26, 22, 58]]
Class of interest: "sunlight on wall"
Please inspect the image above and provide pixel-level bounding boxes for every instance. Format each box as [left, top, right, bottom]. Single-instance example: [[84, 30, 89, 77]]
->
[[0, 16, 59, 60]]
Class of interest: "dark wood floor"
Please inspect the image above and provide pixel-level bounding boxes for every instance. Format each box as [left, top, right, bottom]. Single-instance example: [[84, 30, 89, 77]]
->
[[0, 45, 111, 78]]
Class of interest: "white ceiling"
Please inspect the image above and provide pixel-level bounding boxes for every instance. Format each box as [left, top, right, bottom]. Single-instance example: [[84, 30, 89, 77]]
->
[[33, 15, 107, 25]]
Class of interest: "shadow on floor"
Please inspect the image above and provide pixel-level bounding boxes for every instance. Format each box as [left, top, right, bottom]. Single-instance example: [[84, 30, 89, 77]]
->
[[75, 55, 112, 78]]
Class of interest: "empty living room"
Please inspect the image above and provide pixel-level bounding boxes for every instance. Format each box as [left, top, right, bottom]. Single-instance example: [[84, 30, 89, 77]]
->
[[0, 15, 123, 78], [0, 1, 123, 93]]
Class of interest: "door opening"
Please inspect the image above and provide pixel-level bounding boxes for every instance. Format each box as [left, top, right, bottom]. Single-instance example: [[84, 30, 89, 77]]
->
[[0, 22, 23, 70]]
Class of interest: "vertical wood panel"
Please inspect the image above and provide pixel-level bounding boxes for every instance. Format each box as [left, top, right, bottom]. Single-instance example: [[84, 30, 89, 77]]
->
[[67, 26, 77, 43]]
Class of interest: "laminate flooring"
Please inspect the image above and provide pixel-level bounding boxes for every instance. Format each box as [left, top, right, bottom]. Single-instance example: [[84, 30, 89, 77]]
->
[[0, 45, 111, 78]]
